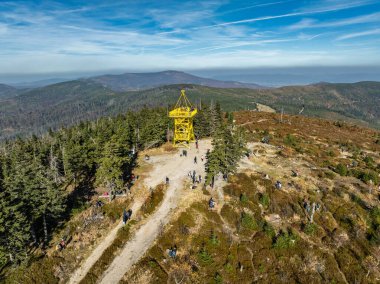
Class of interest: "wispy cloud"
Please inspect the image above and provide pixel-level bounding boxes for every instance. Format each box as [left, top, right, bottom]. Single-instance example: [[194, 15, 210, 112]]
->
[[337, 28, 380, 40], [287, 12, 380, 30], [0, 23, 7, 34], [217, 0, 294, 15], [0, 0, 380, 74], [176, 38, 295, 56], [198, 0, 376, 28]]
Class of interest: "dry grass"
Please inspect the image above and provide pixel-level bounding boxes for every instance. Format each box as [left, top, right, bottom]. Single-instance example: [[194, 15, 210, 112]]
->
[[162, 142, 177, 152], [123, 111, 380, 283]]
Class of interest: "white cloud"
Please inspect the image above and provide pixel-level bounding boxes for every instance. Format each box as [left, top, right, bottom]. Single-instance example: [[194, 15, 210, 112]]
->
[[217, 1, 293, 15], [337, 28, 380, 40], [0, 0, 379, 74], [198, 0, 376, 28], [287, 12, 380, 30], [1, 47, 379, 74], [0, 24, 8, 34]]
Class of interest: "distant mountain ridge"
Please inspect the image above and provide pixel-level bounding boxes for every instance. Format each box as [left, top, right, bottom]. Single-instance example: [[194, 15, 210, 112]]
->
[[0, 83, 18, 99], [11, 78, 71, 88], [88, 70, 264, 91], [0, 80, 379, 140]]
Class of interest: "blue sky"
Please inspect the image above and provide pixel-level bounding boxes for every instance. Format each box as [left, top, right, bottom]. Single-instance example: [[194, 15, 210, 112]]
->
[[1, 0, 380, 75]]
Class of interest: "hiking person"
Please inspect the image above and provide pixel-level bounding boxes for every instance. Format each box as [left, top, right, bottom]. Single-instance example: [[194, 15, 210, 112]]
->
[[194, 156, 197, 164], [199, 175, 202, 183], [223, 173, 228, 181], [195, 140, 198, 149], [96, 200, 104, 208], [166, 176, 170, 185], [123, 209, 132, 224], [60, 238, 66, 249], [305, 203, 311, 213], [209, 198, 215, 209], [275, 181, 282, 190], [57, 238, 66, 251], [168, 245, 177, 258], [123, 209, 128, 224]]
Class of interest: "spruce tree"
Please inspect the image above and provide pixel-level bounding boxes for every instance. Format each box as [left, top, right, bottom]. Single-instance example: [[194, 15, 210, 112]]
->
[[96, 135, 130, 190], [0, 151, 32, 264], [205, 110, 246, 184]]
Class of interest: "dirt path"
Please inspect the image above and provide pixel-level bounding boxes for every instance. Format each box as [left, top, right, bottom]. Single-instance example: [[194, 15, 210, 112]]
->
[[68, 200, 143, 284], [99, 141, 210, 284]]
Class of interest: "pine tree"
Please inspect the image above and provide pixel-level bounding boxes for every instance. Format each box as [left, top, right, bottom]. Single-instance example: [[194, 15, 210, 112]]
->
[[96, 135, 130, 190], [0, 106, 172, 267], [194, 107, 212, 138], [205, 111, 246, 184], [0, 152, 32, 264]]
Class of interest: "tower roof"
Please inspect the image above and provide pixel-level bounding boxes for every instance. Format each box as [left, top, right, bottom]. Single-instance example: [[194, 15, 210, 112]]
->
[[168, 90, 197, 118]]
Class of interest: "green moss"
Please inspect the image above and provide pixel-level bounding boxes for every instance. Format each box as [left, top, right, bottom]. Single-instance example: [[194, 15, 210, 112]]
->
[[263, 222, 276, 238], [367, 206, 380, 245], [198, 248, 213, 265], [334, 163, 348, 176], [273, 230, 298, 249], [208, 231, 220, 246], [363, 155, 374, 167], [304, 223, 317, 236], [240, 193, 249, 204], [324, 171, 336, 179], [213, 272, 223, 284], [241, 212, 259, 230], [284, 134, 299, 148], [259, 193, 270, 208]]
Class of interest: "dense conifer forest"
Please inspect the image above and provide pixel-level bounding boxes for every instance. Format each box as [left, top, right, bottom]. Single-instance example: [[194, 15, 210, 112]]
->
[[0, 103, 245, 271], [0, 107, 169, 267]]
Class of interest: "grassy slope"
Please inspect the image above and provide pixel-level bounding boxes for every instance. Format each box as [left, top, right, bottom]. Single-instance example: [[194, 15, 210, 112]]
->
[[124, 111, 380, 283]]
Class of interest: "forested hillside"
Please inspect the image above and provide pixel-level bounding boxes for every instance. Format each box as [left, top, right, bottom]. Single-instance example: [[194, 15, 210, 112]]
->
[[0, 102, 222, 271], [0, 81, 379, 140], [0, 107, 170, 267], [0, 84, 18, 100], [1, 105, 379, 283], [89, 70, 262, 91]]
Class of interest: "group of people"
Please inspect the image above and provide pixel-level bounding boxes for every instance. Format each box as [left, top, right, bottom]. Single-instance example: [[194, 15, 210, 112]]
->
[[188, 170, 202, 186], [193, 155, 205, 164], [181, 149, 188, 157]]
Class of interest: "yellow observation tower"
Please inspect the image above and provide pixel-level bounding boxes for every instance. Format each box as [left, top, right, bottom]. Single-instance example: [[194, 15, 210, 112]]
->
[[169, 90, 197, 148]]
